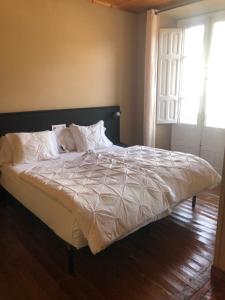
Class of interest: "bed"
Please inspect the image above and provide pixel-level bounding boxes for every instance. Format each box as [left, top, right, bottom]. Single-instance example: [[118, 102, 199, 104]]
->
[[0, 106, 220, 274], [0, 153, 88, 249]]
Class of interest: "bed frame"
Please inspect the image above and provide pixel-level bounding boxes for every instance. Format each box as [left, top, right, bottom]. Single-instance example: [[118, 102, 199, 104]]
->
[[0, 105, 197, 275], [0, 106, 120, 143], [0, 106, 122, 273]]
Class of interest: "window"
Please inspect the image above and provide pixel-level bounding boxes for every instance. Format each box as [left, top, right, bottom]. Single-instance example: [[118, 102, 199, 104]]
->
[[205, 20, 225, 128], [179, 25, 205, 125], [157, 13, 225, 129]]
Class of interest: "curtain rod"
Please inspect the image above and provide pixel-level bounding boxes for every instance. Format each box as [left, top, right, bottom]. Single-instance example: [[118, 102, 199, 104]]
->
[[155, 0, 204, 14]]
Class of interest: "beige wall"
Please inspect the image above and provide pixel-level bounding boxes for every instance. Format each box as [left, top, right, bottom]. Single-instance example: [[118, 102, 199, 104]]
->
[[0, 0, 178, 147], [0, 0, 137, 144], [136, 12, 177, 149], [136, 12, 146, 145]]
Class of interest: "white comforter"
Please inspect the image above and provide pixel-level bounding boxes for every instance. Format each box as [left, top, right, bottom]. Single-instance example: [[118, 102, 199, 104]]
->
[[20, 146, 220, 254]]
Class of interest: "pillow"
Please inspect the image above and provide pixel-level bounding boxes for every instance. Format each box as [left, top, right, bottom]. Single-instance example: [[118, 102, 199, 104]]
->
[[69, 120, 113, 152], [6, 131, 59, 165], [53, 127, 76, 152], [0, 136, 13, 166]]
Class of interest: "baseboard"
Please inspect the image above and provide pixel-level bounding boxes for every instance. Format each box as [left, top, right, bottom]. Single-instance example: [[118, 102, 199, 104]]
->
[[211, 265, 225, 281]]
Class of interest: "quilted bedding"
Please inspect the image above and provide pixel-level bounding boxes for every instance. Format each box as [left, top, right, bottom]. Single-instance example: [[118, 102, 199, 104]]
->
[[19, 146, 220, 254]]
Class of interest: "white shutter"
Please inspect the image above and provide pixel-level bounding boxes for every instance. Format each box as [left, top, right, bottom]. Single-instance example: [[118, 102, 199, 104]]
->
[[157, 28, 183, 124]]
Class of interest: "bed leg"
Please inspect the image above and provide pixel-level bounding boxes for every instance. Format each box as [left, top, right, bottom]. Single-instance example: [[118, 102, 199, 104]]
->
[[67, 244, 76, 275], [192, 195, 197, 209]]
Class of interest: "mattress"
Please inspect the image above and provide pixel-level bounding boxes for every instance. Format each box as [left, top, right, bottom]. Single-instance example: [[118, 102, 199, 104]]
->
[[17, 146, 221, 253], [0, 160, 172, 252], [0, 152, 88, 249], [1, 146, 220, 254], [0, 146, 122, 249], [0, 146, 172, 249]]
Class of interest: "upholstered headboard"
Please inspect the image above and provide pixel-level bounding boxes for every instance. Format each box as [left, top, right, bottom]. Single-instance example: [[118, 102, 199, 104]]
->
[[0, 106, 120, 144]]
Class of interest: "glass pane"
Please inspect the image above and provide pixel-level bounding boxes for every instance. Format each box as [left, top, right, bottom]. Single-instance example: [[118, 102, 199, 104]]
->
[[179, 25, 205, 125], [205, 21, 225, 129]]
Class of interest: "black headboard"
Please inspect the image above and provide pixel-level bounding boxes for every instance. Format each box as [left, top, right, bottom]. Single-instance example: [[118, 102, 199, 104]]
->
[[0, 106, 120, 144]]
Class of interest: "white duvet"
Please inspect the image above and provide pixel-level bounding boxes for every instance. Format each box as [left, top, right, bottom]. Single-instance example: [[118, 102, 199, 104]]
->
[[19, 146, 220, 254]]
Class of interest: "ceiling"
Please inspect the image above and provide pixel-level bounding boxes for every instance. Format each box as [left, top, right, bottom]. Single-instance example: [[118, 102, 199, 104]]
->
[[89, 0, 204, 13], [162, 0, 225, 19]]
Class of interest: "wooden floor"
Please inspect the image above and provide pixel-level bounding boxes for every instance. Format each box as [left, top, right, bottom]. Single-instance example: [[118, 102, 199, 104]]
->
[[0, 189, 225, 300]]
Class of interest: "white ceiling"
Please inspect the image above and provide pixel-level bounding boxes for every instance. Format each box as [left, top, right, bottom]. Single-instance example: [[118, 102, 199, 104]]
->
[[162, 0, 225, 19]]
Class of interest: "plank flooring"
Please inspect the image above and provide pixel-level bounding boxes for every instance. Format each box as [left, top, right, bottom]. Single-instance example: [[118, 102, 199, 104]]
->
[[0, 188, 224, 300]]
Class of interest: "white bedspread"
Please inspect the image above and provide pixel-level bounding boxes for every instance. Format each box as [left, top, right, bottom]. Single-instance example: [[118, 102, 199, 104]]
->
[[19, 146, 220, 254]]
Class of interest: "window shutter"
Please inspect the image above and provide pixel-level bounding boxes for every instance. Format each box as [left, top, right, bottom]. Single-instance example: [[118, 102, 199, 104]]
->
[[157, 28, 183, 124]]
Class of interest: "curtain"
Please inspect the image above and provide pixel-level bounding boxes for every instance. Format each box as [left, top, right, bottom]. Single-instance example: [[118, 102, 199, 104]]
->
[[143, 9, 158, 147]]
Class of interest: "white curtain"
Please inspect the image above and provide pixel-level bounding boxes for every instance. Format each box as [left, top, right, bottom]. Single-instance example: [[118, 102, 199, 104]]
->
[[143, 10, 158, 147]]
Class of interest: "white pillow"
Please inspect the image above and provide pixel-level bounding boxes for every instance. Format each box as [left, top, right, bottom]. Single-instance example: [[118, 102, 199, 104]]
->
[[69, 121, 112, 152], [6, 131, 59, 165], [53, 127, 76, 152], [0, 136, 13, 166]]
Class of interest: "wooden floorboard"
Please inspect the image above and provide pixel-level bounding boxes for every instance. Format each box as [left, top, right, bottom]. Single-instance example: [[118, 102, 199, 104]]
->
[[0, 188, 224, 300]]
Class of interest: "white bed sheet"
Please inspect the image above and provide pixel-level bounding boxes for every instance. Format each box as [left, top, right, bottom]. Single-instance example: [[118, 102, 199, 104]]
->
[[1, 146, 219, 254], [0, 152, 88, 249], [0, 157, 171, 251], [18, 146, 220, 254]]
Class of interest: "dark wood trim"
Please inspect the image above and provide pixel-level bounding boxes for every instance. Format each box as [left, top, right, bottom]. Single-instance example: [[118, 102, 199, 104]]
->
[[211, 265, 225, 281], [214, 154, 225, 274]]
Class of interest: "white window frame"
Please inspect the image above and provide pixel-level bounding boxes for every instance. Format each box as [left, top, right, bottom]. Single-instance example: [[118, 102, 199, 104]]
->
[[178, 11, 225, 127], [156, 28, 183, 124], [157, 10, 225, 125]]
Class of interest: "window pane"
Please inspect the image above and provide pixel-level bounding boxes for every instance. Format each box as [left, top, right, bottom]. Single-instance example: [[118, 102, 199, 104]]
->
[[179, 25, 205, 125], [205, 21, 225, 129]]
